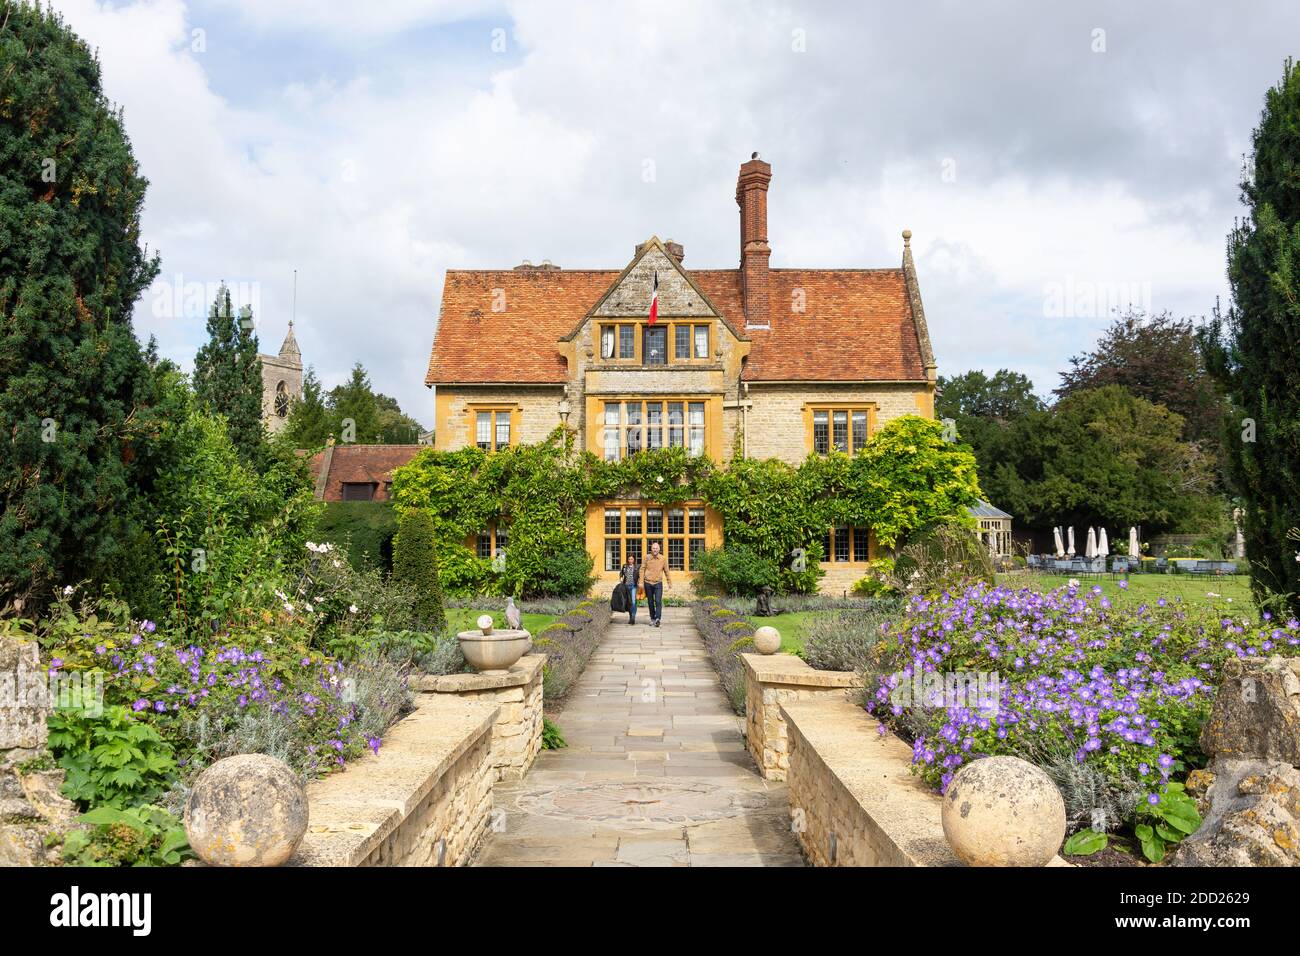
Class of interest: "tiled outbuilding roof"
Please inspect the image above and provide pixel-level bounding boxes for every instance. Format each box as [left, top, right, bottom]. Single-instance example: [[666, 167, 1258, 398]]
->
[[307, 444, 423, 502]]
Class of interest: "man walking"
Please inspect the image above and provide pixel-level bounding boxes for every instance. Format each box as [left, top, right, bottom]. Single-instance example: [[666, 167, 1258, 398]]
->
[[641, 542, 671, 627]]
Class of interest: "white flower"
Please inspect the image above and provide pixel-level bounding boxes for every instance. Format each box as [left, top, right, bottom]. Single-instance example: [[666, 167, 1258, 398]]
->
[[1068, 578, 1080, 588], [305, 541, 319, 552], [62, 585, 74, 597], [349, 604, 358, 614], [332, 560, 342, 569], [284, 602, 294, 613], [265, 636, 274, 645], [305, 603, 314, 613]]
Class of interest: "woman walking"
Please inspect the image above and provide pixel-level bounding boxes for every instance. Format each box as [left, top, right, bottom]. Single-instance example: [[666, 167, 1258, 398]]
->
[[619, 553, 640, 625]]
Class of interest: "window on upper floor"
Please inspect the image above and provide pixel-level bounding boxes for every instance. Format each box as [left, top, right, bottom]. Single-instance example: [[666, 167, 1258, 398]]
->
[[596, 321, 712, 366], [810, 406, 872, 455], [602, 399, 706, 461], [473, 408, 513, 451]]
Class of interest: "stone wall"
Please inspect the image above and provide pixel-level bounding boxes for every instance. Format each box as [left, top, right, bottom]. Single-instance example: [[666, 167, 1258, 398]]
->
[[290, 696, 498, 867], [410, 653, 545, 782], [434, 386, 565, 451], [0, 637, 77, 866], [781, 697, 1068, 867], [744, 382, 932, 466], [741, 653, 859, 780]]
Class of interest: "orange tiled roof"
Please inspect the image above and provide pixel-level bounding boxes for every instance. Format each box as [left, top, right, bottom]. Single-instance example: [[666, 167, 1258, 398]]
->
[[426, 265, 926, 385], [308, 444, 423, 502]]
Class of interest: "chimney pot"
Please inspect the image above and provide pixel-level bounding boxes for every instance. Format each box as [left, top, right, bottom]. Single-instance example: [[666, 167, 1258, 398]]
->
[[664, 239, 684, 263]]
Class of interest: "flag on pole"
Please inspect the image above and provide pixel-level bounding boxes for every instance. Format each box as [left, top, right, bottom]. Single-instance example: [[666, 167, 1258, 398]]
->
[[648, 270, 659, 325]]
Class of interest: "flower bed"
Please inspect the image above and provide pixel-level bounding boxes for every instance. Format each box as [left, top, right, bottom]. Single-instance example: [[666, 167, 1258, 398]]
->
[[864, 581, 1300, 857], [532, 598, 612, 701], [692, 597, 754, 714]]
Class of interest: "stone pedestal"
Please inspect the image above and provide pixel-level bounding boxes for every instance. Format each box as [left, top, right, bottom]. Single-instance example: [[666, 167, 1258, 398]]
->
[[410, 654, 545, 782], [741, 653, 859, 780]]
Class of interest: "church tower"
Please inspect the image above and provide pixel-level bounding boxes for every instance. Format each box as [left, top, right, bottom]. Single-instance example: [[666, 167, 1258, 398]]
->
[[259, 322, 303, 434]]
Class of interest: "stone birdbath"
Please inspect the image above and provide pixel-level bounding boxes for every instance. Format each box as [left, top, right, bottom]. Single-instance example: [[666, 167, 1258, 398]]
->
[[457, 614, 532, 675]]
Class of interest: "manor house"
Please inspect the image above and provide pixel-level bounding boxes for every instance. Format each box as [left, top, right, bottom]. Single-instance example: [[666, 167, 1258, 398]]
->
[[425, 155, 938, 592]]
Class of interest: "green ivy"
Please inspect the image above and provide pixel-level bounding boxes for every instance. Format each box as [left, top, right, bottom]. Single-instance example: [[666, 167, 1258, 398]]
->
[[391, 416, 980, 596]]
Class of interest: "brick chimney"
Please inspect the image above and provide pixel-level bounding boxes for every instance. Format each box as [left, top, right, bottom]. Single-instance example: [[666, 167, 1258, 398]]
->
[[736, 152, 772, 328]]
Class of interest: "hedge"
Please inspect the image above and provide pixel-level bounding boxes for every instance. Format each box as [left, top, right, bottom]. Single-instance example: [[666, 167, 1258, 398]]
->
[[314, 501, 398, 572]]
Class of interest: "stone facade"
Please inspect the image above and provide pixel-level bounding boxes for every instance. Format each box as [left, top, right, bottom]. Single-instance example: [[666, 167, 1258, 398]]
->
[[426, 158, 942, 595], [290, 696, 498, 867], [258, 322, 303, 435], [741, 653, 860, 780], [410, 653, 545, 782], [0, 636, 77, 866]]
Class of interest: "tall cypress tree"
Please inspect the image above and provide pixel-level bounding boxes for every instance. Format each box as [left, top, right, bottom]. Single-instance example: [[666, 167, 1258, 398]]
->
[[0, 5, 160, 607], [1200, 59, 1300, 612], [193, 283, 265, 462]]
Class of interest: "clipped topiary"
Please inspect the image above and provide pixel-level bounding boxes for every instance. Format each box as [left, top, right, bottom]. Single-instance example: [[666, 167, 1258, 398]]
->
[[392, 510, 446, 633]]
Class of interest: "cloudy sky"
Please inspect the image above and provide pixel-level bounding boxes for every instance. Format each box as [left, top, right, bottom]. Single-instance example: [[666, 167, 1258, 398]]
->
[[48, 0, 1299, 427]]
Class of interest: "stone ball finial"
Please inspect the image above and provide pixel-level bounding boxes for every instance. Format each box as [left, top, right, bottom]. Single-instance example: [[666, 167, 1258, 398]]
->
[[477, 614, 494, 635], [902, 229, 912, 244], [753, 626, 781, 655], [941, 756, 1065, 867], [184, 754, 309, 867]]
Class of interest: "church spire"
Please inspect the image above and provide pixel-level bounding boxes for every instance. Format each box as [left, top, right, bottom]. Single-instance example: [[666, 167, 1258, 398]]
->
[[278, 320, 301, 363]]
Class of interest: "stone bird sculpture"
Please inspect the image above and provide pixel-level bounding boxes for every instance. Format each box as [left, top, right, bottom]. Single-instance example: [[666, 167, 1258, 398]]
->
[[505, 596, 522, 631]]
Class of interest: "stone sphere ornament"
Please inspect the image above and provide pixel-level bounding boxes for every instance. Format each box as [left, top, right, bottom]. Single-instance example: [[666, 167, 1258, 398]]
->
[[184, 754, 309, 867], [477, 614, 494, 635], [753, 626, 781, 655], [941, 756, 1066, 867]]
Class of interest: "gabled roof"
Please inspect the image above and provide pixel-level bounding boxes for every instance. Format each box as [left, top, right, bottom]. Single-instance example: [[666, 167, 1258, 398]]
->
[[427, 247, 932, 385], [307, 444, 422, 501]]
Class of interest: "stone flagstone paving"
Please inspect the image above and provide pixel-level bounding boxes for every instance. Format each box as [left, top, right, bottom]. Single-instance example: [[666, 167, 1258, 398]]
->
[[471, 606, 805, 866]]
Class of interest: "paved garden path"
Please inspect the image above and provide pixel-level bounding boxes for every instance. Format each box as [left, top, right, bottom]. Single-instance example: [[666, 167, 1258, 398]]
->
[[472, 605, 804, 867]]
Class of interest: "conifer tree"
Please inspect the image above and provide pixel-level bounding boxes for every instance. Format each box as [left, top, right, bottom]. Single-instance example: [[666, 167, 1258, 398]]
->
[[193, 283, 265, 462], [1200, 59, 1300, 611], [0, 5, 160, 606]]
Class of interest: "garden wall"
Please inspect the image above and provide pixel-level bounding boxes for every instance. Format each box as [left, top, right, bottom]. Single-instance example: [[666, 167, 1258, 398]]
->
[[781, 698, 1069, 867], [410, 653, 545, 781], [741, 652, 859, 780], [290, 696, 497, 867]]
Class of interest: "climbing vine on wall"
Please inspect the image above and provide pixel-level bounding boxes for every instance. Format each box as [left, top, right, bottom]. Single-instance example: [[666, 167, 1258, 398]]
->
[[390, 416, 981, 596]]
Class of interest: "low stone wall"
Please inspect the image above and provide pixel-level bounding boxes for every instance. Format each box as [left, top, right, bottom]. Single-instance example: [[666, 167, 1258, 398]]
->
[[290, 696, 497, 867], [741, 653, 859, 781], [410, 653, 544, 782], [782, 698, 1068, 867]]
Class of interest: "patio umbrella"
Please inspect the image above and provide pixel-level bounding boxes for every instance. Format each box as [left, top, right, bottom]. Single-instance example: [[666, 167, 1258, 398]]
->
[[1098, 527, 1109, 557], [1067, 526, 1076, 556], [1085, 527, 1097, 558], [1053, 527, 1064, 557], [1129, 527, 1140, 559]]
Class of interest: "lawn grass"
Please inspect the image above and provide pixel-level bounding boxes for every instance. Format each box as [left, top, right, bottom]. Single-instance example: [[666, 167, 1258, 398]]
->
[[995, 571, 1254, 608], [750, 611, 823, 654], [444, 607, 557, 636]]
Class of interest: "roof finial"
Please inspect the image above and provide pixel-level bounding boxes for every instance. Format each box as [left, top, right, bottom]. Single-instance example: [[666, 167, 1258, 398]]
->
[[902, 228, 912, 247]]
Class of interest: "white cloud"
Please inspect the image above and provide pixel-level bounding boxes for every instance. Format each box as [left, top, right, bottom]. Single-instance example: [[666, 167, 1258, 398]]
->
[[46, 0, 1298, 423]]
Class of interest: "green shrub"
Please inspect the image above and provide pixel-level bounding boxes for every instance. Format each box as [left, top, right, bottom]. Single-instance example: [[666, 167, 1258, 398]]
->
[[60, 805, 193, 867], [47, 705, 178, 810], [315, 502, 399, 572], [542, 718, 567, 750], [851, 558, 898, 597], [691, 544, 781, 596], [393, 510, 446, 633], [533, 547, 596, 598]]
